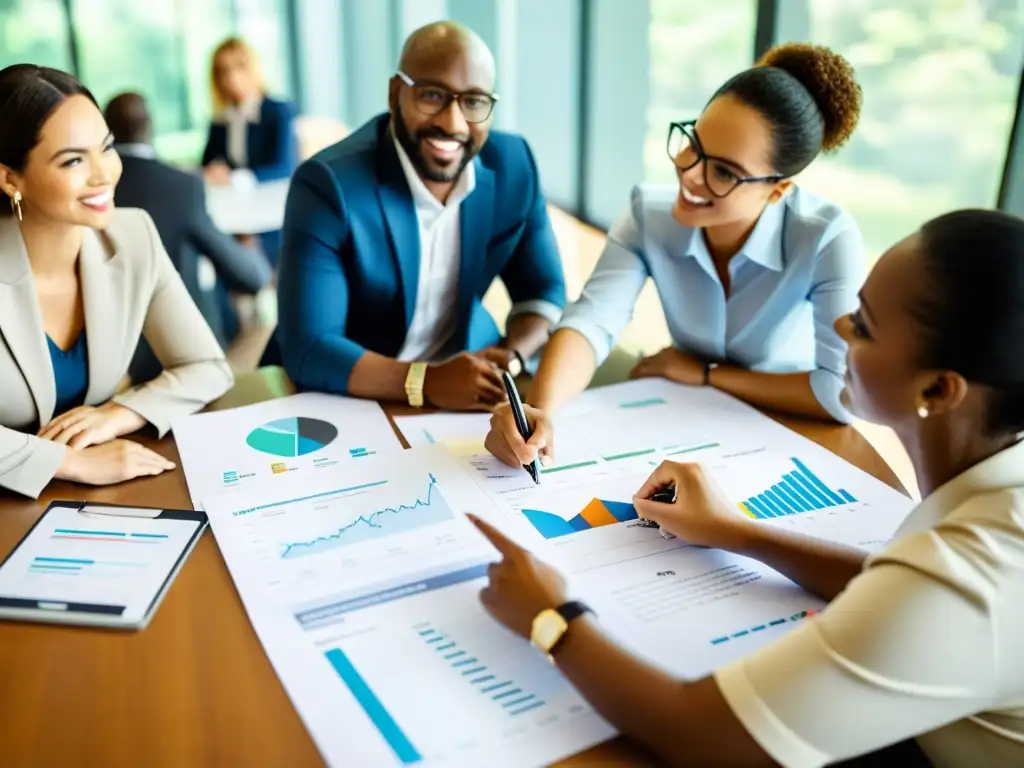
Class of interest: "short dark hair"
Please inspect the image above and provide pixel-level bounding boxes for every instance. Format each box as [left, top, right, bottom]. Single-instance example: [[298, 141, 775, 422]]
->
[[712, 43, 862, 177], [104, 92, 151, 144], [0, 64, 97, 216], [914, 209, 1024, 437]]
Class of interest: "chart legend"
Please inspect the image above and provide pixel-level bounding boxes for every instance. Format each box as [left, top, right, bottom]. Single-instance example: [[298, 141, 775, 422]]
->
[[739, 457, 857, 519]]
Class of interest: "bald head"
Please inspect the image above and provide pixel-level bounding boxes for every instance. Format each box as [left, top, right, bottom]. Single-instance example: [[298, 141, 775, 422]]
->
[[398, 21, 495, 90], [104, 92, 151, 145], [390, 21, 498, 190]]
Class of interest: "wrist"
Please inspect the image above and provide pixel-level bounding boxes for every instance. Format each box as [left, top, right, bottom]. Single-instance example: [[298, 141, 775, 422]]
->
[[721, 515, 763, 553], [55, 445, 79, 481], [703, 360, 720, 386], [100, 402, 146, 436]]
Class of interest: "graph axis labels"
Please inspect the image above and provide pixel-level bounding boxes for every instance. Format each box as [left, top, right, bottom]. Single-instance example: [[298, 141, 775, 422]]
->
[[246, 416, 340, 458]]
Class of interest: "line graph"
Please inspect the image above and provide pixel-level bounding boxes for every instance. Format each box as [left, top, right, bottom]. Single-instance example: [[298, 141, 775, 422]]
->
[[280, 475, 452, 559]]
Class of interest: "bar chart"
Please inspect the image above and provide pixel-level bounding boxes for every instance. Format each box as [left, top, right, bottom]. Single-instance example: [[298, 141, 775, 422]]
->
[[417, 622, 547, 717], [738, 457, 858, 519]]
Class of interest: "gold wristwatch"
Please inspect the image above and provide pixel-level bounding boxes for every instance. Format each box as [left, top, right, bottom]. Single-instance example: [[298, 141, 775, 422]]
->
[[530, 600, 591, 661], [405, 362, 427, 407]]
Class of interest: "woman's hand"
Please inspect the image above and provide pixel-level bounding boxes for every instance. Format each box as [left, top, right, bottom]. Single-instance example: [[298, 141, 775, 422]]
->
[[468, 514, 568, 639], [55, 439, 176, 486], [38, 402, 147, 450], [204, 161, 232, 186], [632, 461, 755, 550], [629, 347, 706, 386], [484, 402, 555, 469]]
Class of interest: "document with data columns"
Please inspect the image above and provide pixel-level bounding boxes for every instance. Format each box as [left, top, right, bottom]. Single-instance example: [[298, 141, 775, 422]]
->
[[202, 445, 615, 768]]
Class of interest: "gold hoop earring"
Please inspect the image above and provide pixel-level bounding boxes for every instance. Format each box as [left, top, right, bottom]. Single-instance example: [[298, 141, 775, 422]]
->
[[10, 191, 22, 222]]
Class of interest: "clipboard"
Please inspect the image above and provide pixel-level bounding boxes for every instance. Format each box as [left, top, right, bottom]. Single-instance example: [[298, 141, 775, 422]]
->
[[0, 500, 207, 630]]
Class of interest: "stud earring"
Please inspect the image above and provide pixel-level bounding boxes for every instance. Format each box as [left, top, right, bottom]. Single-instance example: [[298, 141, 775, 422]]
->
[[917, 402, 930, 419], [10, 191, 22, 222]]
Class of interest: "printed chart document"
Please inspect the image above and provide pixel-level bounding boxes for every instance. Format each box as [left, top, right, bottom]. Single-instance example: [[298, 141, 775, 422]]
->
[[394, 413, 490, 450], [172, 392, 401, 509], [453, 379, 916, 678], [202, 445, 614, 767]]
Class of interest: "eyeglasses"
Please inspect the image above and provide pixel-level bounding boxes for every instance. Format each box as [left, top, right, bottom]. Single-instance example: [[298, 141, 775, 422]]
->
[[666, 120, 786, 198], [396, 71, 499, 124]]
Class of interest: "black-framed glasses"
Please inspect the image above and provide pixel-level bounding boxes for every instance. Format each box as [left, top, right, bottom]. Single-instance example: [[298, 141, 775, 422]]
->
[[396, 71, 499, 123], [667, 120, 786, 198]]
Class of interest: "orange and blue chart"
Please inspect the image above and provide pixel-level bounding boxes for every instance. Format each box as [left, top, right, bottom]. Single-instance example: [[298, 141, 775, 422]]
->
[[522, 499, 639, 540]]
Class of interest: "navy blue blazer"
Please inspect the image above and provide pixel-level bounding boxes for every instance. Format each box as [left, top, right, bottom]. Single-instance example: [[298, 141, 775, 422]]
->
[[201, 95, 298, 182], [275, 114, 567, 395]]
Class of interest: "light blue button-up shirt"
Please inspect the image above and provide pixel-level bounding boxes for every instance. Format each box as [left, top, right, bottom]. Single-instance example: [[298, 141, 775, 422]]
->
[[557, 184, 865, 422]]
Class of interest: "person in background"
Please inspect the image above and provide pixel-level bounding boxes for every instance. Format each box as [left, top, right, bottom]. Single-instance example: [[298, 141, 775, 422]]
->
[[201, 35, 298, 269], [486, 43, 865, 468], [0, 65, 233, 499], [105, 92, 271, 380], [469, 209, 1024, 767], [274, 21, 566, 412]]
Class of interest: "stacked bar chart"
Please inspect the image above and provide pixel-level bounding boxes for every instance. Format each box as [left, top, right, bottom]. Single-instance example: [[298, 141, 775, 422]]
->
[[739, 457, 858, 519]]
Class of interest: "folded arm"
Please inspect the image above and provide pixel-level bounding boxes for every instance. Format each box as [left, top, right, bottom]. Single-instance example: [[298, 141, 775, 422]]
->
[[0, 425, 67, 498], [112, 212, 234, 436]]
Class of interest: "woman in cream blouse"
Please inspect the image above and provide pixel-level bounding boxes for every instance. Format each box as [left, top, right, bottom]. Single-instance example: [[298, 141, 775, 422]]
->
[[469, 208, 1024, 766], [0, 64, 233, 499]]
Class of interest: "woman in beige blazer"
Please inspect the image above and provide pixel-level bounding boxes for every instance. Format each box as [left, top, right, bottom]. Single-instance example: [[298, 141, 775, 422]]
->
[[0, 65, 233, 499]]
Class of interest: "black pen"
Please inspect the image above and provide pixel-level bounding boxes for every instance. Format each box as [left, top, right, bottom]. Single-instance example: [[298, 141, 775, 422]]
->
[[500, 370, 541, 485]]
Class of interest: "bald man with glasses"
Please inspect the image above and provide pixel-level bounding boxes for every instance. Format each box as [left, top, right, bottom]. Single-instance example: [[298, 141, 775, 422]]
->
[[271, 21, 566, 412]]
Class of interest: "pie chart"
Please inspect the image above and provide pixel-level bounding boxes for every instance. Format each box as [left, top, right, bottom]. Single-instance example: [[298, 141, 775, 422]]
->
[[246, 417, 338, 457]]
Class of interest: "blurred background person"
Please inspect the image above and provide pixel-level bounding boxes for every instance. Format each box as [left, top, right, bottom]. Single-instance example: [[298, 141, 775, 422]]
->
[[201, 36, 297, 269], [105, 92, 271, 383]]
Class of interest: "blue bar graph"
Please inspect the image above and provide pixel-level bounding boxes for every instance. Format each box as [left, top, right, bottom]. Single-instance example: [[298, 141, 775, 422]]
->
[[324, 648, 423, 765], [739, 458, 858, 520], [415, 622, 547, 717]]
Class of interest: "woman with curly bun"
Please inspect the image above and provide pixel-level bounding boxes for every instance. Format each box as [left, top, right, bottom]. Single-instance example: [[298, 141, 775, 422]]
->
[[487, 44, 867, 468]]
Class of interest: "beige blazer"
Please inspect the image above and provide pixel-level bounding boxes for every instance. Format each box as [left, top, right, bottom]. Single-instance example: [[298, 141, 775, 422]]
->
[[0, 208, 234, 498]]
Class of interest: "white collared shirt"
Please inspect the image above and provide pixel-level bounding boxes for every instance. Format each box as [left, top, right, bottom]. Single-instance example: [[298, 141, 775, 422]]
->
[[393, 135, 476, 362], [220, 95, 263, 168], [114, 143, 157, 160], [715, 438, 1024, 768]]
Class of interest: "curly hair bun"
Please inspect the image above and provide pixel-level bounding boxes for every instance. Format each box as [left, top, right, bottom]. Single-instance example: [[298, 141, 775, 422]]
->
[[758, 42, 862, 152]]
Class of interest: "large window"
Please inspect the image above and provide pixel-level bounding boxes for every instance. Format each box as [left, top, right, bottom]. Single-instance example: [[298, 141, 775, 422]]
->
[[800, 0, 1024, 258], [236, 0, 294, 99], [72, 0, 189, 135], [0, 0, 73, 71], [645, 0, 757, 184]]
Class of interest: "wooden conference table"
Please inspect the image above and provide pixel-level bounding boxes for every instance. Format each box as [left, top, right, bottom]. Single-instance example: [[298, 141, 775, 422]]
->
[[0, 368, 906, 768]]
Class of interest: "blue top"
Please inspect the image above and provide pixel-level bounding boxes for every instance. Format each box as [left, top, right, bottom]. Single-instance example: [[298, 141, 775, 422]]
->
[[556, 184, 865, 422], [48, 331, 89, 415], [275, 114, 567, 395], [201, 96, 299, 182]]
